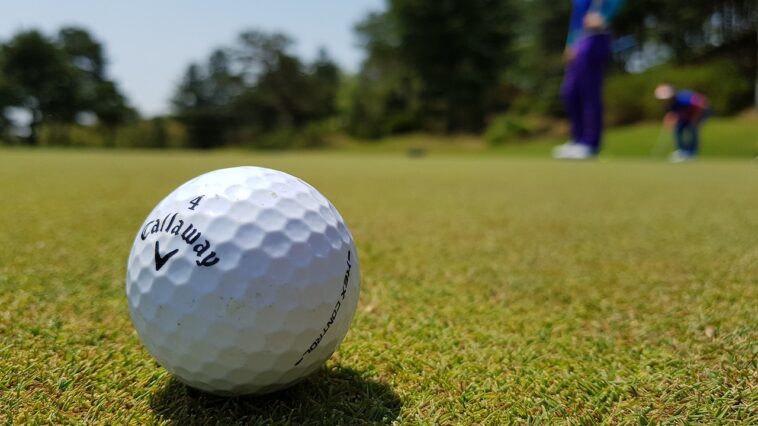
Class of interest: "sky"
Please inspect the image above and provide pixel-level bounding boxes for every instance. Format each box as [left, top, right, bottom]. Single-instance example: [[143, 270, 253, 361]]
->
[[0, 0, 385, 116]]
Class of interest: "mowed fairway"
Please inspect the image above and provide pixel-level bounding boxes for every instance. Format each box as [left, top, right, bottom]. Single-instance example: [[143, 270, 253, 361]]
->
[[1, 149, 756, 424]]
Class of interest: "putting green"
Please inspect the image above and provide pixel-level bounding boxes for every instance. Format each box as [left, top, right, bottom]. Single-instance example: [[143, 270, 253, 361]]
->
[[1, 149, 756, 424]]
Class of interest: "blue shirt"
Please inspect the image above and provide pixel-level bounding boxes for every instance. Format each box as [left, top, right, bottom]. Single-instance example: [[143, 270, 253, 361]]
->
[[668, 90, 709, 122], [567, 0, 624, 47]]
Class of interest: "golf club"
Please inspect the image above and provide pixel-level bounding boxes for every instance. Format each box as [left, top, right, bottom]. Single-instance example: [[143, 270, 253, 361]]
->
[[650, 124, 669, 157]]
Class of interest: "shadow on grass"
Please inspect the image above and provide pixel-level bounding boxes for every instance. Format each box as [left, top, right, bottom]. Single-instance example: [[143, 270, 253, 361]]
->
[[150, 366, 401, 425]]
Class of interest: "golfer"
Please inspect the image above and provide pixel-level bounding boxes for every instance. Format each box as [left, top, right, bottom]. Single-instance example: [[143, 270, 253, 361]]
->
[[654, 84, 711, 162], [554, 0, 624, 160]]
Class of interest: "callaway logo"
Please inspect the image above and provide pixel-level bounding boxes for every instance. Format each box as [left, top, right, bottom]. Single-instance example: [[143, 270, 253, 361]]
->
[[140, 210, 221, 271], [154, 241, 178, 271]]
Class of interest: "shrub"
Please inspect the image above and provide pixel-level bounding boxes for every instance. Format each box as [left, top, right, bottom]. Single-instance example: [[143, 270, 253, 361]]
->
[[34, 119, 186, 149], [484, 114, 553, 146], [39, 124, 103, 147], [240, 119, 334, 150], [113, 118, 182, 149]]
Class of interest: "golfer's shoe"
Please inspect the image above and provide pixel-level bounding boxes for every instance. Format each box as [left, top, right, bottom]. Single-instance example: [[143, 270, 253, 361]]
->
[[670, 150, 694, 163], [552, 142, 595, 160]]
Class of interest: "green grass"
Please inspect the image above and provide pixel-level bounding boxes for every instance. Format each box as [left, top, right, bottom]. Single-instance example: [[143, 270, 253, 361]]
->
[[1, 149, 757, 424]]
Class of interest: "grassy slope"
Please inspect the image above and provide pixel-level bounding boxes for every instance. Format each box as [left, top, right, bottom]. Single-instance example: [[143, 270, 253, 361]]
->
[[1, 150, 756, 424], [342, 116, 758, 158]]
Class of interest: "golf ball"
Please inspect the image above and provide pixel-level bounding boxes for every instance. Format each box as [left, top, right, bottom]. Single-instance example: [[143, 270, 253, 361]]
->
[[125, 167, 360, 395]]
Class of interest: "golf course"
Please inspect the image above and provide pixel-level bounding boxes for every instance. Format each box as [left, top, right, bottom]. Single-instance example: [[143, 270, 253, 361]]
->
[[2, 0, 758, 422], [1, 132, 756, 423]]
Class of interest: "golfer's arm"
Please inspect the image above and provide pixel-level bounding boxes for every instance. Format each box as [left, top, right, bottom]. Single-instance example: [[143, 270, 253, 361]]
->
[[566, 3, 586, 47], [690, 94, 708, 123], [663, 112, 677, 127]]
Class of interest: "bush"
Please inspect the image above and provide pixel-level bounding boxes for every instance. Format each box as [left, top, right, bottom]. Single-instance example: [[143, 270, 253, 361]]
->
[[33, 119, 186, 149], [240, 119, 334, 150], [484, 114, 553, 146], [113, 118, 186, 149], [605, 60, 753, 125], [39, 124, 104, 147]]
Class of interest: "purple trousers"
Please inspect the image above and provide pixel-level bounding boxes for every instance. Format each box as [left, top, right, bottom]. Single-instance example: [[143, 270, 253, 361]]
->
[[561, 33, 611, 153]]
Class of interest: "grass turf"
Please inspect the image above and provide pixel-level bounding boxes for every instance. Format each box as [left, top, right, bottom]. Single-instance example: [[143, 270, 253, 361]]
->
[[1, 149, 756, 424]]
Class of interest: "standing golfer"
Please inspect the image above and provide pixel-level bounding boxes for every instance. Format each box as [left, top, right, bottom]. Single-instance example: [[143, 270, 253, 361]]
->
[[654, 84, 711, 162], [554, 0, 624, 160]]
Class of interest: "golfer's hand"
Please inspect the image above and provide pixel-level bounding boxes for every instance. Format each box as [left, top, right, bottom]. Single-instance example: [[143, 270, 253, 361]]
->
[[663, 113, 677, 129], [584, 12, 605, 30], [563, 46, 576, 63]]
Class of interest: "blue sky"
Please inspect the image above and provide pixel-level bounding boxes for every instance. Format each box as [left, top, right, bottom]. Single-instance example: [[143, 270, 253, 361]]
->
[[0, 0, 385, 116]]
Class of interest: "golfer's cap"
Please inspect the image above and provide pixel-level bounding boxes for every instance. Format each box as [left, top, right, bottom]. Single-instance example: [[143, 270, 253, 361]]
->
[[654, 84, 675, 100]]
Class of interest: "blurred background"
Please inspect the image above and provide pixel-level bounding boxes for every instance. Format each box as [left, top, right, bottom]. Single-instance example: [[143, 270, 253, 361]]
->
[[0, 0, 755, 153]]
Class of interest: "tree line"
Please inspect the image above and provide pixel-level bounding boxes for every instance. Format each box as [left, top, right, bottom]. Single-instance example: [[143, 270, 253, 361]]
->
[[0, 0, 755, 148]]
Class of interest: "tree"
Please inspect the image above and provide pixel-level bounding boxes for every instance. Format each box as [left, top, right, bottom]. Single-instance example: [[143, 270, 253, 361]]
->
[[233, 32, 341, 145], [504, 0, 572, 116], [173, 31, 342, 148], [613, 0, 756, 62], [346, 11, 421, 138], [57, 27, 136, 138], [0, 73, 14, 137], [308, 48, 340, 119], [390, 0, 518, 132], [58, 27, 106, 79], [234, 31, 328, 131], [92, 80, 136, 139], [173, 59, 235, 149], [350, 0, 518, 135], [0, 31, 79, 144], [0, 27, 134, 144]]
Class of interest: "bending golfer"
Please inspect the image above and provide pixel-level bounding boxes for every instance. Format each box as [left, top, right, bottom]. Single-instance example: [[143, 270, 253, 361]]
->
[[654, 84, 711, 162], [554, 0, 623, 160]]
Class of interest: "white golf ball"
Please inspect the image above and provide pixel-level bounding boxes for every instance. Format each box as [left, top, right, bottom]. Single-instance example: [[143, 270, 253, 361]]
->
[[125, 166, 360, 395]]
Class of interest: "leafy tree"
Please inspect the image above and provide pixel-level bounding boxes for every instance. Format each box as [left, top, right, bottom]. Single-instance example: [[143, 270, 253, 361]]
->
[[234, 32, 341, 147], [346, 11, 421, 138], [0, 28, 134, 144], [349, 0, 518, 135], [614, 0, 756, 61], [173, 31, 341, 149], [173, 59, 234, 149], [504, 0, 571, 117], [308, 48, 340, 119], [0, 74, 14, 137], [57, 27, 136, 139], [235, 31, 312, 130], [0, 31, 80, 144], [390, 0, 517, 132], [58, 27, 106, 79]]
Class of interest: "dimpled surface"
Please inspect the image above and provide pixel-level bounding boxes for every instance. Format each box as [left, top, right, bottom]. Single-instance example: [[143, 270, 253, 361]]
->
[[126, 167, 360, 395]]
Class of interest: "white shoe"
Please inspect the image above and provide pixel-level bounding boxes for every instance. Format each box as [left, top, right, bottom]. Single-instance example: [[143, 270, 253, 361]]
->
[[670, 150, 694, 163], [552, 142, 595, 160]]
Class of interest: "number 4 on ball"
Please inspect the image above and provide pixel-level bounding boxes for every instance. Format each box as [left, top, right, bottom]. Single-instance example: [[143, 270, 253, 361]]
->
[[188, 196, 203, 210]]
